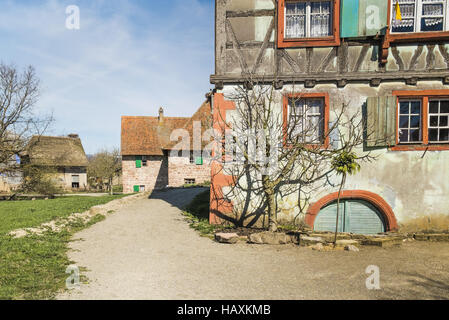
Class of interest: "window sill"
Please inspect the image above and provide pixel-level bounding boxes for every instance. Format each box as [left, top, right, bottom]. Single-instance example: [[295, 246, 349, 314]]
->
[[388, 31, 449, 43], [278, 36, 340, 48], [390, 144, 449, 151]]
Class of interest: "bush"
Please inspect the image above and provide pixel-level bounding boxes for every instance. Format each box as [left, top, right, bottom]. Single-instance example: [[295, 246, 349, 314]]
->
[[20, 165, 63, 196]]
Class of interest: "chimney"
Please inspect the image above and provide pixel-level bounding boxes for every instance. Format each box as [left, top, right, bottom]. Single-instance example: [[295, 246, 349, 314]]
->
[[68, 134, 79, 139], [158, 107, 164, 123]]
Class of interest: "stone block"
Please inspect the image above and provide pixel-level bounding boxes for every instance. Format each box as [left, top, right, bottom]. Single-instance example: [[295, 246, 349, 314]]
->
[[361, 237, 402, 248], [248, 232, 294, 245], [215, 232, 239, 244]]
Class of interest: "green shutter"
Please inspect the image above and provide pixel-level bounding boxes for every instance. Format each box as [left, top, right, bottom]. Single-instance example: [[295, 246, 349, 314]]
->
[[135, 156, 142, 168], [340, 0, 359, 38], [195, 157, 203, 165], [133, 185, 139, 192], [366, 96, 396, 147], [341, 0, 388, 38]]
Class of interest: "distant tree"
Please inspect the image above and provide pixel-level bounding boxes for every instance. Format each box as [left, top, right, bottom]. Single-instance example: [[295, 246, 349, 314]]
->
[[0, 63, 52, 174], [87, 148, 121, 195]]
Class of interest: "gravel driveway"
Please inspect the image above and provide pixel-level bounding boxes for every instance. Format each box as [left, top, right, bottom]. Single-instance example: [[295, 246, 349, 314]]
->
[[58, 188, 449, 300]]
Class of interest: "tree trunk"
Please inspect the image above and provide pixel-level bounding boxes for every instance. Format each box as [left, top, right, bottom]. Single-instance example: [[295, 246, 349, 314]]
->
[[333, 173, 347, 246], [109, 177, 113, 195], [262, 175, 277, 232]]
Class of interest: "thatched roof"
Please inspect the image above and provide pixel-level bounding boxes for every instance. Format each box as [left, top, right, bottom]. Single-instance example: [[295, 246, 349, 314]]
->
[[26, 135, 89, 167]]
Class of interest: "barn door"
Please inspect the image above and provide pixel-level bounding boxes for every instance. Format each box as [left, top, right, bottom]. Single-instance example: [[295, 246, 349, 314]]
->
[[314, 199, 385, 234]]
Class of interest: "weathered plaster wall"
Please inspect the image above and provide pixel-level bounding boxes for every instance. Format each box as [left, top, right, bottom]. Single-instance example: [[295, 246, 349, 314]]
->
[[214, 81, 449, 227], [59, 167, 87, 190]]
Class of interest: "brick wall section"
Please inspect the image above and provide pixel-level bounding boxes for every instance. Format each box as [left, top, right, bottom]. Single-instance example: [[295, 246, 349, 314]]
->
[[168, 156, 211, 186], [123, 155, 210, 193]]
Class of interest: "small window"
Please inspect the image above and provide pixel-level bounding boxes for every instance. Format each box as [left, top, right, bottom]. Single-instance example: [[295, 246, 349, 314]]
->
[[398, 100, 422, 143], [140, 185, 145, 192], [72, 175, 80, 189], [288, 97, 325, 143], [428, 99, 449, 142], [142, 156, 147, 167], [184, 178, 196, 185], [189, 152, 195, 164], [391, 0, 448, 33]]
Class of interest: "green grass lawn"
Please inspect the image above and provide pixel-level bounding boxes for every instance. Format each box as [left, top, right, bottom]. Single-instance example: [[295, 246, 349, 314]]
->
[[0, 195, 125, 235], [0, 195, 125, 300]]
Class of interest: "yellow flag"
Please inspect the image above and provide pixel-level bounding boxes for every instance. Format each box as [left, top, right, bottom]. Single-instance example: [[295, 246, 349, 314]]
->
[[395, 1, 402, 21]]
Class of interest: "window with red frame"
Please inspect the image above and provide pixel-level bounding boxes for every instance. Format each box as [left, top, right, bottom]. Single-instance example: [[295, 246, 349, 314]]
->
[[287, 97, 326, 144], [278, 0, 340, 48]]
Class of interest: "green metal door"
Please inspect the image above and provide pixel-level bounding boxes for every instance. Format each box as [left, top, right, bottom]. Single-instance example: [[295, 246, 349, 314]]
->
[[314, 199, 385, 234]]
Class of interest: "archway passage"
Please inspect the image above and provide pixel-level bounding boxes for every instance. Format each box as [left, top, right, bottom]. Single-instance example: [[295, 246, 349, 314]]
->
[[306, 190, 398, 233]]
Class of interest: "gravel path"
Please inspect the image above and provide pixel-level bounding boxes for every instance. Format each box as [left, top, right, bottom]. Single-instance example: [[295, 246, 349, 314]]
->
[[58, 188, 449, 300]]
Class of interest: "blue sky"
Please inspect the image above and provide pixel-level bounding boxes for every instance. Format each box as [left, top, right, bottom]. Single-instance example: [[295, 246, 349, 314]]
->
[[0, 0, 215, 154]]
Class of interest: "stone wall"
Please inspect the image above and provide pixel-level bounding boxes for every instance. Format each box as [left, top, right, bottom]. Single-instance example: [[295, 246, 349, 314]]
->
[[122, 155, 168, 193], [123, 154, 211, 193], [168, 155, 211, 187]]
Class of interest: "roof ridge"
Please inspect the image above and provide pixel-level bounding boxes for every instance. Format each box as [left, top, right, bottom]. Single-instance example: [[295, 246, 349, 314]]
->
[[32, 135, 80, 140], [121, 116, 190, 119]]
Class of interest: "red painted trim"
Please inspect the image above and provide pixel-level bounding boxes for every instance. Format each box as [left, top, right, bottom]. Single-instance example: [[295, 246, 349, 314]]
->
[[209, 93, 236, 225], [393, 90, 449, 97], [277, 0, 341, 48], [306, 190, 399, 231], [282, 92, 330, 148], [390, 144, 449, 151], [391, 90, 449, 151]]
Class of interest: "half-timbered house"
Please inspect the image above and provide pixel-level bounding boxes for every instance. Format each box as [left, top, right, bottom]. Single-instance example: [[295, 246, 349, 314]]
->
[[210, 0, 449, 233]]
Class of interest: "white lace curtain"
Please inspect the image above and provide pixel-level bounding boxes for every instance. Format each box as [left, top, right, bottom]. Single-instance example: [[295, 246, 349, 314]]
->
[[285, 1, 331, 38], [392, 0, 446, 31]]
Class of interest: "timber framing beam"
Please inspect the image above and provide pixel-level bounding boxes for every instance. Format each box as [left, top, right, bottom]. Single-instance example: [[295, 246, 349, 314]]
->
[[210, 70, 449, 88], [226, 9, 275, 18]]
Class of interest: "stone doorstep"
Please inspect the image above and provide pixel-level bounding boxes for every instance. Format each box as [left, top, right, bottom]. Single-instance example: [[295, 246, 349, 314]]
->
[[414, 233, 449, 241], [361, 237, 403, 248], [299, 235, 325, 246], [335, 239, 360, 248]]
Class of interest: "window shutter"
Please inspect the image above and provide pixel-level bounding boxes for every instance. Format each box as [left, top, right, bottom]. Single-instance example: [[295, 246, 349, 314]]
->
[[195, 157, 203, 165], [366, 96, 396, 147], [133, 185, 139, 193], [135, 156, 142, 168]]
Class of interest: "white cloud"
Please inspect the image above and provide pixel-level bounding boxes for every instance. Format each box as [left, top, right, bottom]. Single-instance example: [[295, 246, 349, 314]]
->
[[0, 0, 214, 153]]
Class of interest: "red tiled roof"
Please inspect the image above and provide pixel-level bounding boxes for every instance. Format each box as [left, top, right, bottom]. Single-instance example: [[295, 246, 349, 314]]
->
[[121, 101, 211, 156]]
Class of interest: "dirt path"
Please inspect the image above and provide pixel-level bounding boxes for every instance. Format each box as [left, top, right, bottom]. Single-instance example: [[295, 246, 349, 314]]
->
[[58, 188, 449, 300]]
